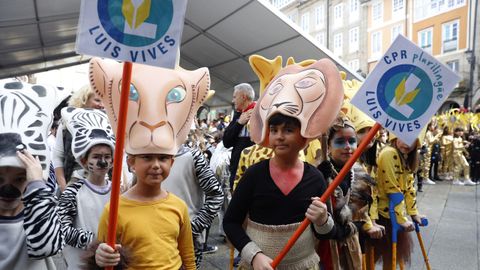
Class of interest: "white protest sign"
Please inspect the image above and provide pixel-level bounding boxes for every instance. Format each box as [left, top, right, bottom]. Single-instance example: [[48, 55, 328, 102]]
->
[[351, 35, 461, 145], [76, 0, 187, 68]]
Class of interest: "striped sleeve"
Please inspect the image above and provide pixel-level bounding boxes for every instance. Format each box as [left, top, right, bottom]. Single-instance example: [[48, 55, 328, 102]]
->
[[57, 180, 94, 249], [190, 148, 224, 235], [22, 180, 64, 258]]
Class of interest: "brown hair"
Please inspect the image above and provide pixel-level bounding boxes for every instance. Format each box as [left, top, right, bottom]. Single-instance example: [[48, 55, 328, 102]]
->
[[391, 138, 419, 172]]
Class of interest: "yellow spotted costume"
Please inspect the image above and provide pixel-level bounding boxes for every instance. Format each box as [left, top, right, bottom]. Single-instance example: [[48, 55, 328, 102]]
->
[[376, 146, 418, 224]]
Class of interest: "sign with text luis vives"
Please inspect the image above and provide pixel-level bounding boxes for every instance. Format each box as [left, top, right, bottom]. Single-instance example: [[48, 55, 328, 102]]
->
[[76, 0, 187, 68], [351, 35, 460, 145]]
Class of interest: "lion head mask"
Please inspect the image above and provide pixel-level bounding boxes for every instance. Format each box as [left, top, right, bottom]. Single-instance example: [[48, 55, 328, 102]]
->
[[250, 58, 344, 147], [89, 58, 210, 155]]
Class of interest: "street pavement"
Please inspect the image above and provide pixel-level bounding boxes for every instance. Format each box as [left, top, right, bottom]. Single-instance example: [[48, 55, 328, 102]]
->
[[200, 180, 480, 270], [54, 180, 479, 269]]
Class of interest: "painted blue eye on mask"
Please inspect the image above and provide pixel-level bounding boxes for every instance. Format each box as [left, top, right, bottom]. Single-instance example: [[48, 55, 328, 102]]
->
[[129, 84, 139, 102], [167, 87, 186, 104], [332, 136, 357, 149]]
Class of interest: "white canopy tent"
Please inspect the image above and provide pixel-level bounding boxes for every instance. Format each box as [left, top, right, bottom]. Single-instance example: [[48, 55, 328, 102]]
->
[[0, 0, 363, 107]]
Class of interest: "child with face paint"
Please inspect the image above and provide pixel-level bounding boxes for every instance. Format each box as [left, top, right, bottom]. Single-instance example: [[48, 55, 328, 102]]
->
[[316, 115, 370, 270], [0, 145, 65, 269], [0, 81, 66, 270], [56, 107, 116, 269]]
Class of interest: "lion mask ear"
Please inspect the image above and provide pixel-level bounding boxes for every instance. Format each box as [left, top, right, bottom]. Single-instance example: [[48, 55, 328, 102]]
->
[[89, 58, 124, 131], [250, 58, 344, 147], [249, 55, 282, 95]]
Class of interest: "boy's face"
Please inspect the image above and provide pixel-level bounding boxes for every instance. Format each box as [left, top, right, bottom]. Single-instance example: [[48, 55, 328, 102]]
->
[[0, 166, 27, 212], [127, 154, 174, 186], [82, 145, 113, 177], [268, 123, 306, 156]]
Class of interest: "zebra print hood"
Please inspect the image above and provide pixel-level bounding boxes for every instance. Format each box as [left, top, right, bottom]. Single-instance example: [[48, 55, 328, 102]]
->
[[61, 107, 115, 164], [0, 80, 67, 179]]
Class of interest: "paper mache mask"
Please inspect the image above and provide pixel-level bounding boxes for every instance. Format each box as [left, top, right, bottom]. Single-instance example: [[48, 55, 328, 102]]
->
[[61, 107, 115, 164], [250, 58, 344, 147], [0, 80, 67, 179], [89, 58, 210, 155]]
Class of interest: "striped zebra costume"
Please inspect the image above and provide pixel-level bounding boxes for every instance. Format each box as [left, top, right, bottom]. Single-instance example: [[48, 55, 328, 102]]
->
[[0, 80, 66, 269], [162, 145, 224, 269]]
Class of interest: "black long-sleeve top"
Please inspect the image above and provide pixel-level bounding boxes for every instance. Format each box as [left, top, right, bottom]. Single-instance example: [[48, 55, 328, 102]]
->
[[222, 111, 254, 186], [223, 159, 347, 252]]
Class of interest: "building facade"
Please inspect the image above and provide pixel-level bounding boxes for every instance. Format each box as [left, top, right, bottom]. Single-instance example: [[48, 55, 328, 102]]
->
[[271, 0, 479, 111], [270, 0, 369, 78]]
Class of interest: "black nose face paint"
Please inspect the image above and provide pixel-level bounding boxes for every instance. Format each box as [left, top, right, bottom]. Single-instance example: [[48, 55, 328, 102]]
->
[[0, 184, 21, 199], [97, 159, 108, 169]]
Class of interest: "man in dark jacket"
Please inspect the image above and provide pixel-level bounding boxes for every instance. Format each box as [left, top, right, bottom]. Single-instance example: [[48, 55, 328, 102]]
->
[[223, 83, 256, 191]]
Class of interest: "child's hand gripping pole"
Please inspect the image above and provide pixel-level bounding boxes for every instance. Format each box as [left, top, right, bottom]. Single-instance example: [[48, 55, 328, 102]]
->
[[388, 193, 404, 270], [270, 123, 382, 268], [414, 218, 431, 270]]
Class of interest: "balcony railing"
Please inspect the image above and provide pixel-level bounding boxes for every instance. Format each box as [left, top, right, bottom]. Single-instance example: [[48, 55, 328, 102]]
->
[[443, 38, 458, 53]]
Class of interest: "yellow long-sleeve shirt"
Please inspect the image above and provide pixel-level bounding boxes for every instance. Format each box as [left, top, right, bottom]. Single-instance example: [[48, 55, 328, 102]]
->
[[376, 146, 418, 224], [97, 193, 196, 270]]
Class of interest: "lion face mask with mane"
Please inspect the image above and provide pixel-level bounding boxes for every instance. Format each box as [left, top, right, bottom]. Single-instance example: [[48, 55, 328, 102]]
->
[[89, 58, 210, 155], [250, 58, 344, 147]]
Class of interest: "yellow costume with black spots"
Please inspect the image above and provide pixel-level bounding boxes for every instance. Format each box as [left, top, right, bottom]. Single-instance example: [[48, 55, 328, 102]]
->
[[376, 146, 418, 224]]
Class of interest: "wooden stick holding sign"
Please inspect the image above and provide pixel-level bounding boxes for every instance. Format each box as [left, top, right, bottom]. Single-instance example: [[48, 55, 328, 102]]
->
[[105, 62, 132, 270], [271, 123, 381, 268]]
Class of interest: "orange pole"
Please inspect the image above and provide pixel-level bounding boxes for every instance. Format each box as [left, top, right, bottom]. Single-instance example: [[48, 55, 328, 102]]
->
[[271, 123, 382, 268], [105, 62, 132, 270], [416, 231, 431, 270]]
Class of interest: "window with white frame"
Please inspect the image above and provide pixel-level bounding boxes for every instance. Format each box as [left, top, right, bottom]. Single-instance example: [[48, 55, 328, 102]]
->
[[446, 60, 459, 73], [442, 20, 458, 53], [349, 0, 359, 22], [315, 32, 325, 46], [393, 0, 405, 12], [349, 27, 359, 52], [315, 5, 324, 29], [301, 12, 310, 32], [372, 2, 383, 23], [334, 4, 344, 28], [349, 59, 360, 72], [418, 27, 433, 53], [391, 25, 403, 42], [334, 33, 343, 56], [415, 0, 466, 21], [371, 31, 382, 56]]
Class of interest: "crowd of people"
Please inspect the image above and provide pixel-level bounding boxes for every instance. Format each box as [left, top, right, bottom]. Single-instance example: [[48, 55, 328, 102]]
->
[[1, 55, 479, 270]]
